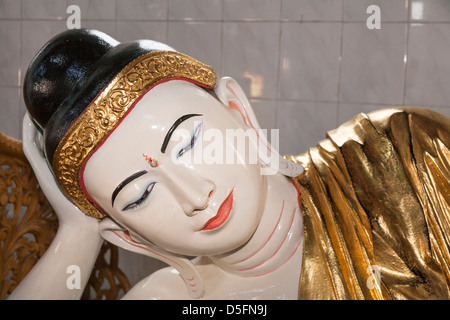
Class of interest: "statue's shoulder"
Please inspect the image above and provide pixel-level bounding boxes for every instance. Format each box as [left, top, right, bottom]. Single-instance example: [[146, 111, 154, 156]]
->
[[294, 106, 450, 300], [367, 106, 450, 132], [121, 266, 189, 300], [325, 107, 450, 149], [290, 107, 450, 172]]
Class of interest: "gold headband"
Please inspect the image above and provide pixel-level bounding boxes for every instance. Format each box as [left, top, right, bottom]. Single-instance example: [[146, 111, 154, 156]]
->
[[53, 51, 217, 218]]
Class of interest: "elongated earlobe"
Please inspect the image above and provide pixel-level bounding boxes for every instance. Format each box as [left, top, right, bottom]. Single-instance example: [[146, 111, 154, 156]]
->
[[215, 77, 304, 177], [215, 76, 260, 129], [98, 217, 204, 299]]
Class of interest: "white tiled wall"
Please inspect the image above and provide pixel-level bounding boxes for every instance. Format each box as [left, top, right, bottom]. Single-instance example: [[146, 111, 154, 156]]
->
[[2, 0, 450, 289]]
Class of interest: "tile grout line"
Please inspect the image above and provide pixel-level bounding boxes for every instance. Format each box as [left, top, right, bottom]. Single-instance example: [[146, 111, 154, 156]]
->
[[9, 18, 450, 23], [219, 0, 224, 77], [115, 0, 118, 38], [18, 0, 23, 138], [166, 0, 170, 43], [402, 0, 411, 106], [274, 0, 284, 129], [336, 0, 345, 128]]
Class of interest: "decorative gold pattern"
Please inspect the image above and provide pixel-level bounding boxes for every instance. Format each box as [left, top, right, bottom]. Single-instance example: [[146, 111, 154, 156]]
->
[[290, 108, 450, 299], [0, 131, 131, 299], [53, 51, 216, 218]]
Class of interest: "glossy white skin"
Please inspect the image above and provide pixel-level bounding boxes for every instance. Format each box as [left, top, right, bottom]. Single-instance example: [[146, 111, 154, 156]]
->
[[84, 81, 269, 256], [85, 78, 303, 299], [11, 77, 303, 300]]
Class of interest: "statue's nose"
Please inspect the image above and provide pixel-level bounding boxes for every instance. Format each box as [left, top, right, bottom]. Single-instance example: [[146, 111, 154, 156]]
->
[[180, 188, 212, 216], [159, 165, 215, 216]]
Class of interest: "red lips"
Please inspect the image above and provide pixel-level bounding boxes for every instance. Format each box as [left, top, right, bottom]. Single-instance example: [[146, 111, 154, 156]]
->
[[201, 189, 234, 231]]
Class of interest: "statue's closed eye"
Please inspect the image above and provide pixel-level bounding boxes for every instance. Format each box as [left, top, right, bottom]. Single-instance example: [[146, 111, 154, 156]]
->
[[122, 181, 156, 211], [177, 121, 202, 158]]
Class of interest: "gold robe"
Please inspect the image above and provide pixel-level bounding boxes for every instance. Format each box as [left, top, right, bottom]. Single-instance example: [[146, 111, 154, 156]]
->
[[289, 107, 450, 300]]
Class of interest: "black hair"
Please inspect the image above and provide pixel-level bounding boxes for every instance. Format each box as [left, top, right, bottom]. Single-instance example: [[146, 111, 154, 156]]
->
[[24, 29, 175, 166]]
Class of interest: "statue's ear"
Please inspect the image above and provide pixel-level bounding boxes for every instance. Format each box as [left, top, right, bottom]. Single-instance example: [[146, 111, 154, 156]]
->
[[214, 77, 304, 177], [98, 217, 149, 256], [215, 77, 261, 130], [98, 217, 204, 299]]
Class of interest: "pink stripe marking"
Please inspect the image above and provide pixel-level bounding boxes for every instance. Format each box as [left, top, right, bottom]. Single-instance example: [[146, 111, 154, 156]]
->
[[231, 200, 285, 265], [247, 231, 302, 278], [238, 206, 297, 272]]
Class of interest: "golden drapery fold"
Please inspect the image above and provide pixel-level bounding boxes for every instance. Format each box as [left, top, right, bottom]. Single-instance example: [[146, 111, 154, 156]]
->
[[289, 107, 450, 300]]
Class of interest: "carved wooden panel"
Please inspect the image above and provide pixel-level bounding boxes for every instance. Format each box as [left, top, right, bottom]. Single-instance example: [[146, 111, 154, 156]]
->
[[0, 132, 130, 299]]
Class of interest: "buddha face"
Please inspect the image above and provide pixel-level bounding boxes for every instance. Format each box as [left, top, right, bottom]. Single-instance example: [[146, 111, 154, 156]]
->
[[83, 79, 268, 256]]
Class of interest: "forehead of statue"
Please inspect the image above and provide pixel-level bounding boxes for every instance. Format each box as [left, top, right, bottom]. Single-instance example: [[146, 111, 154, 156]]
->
[[104, 79, 215, 150]]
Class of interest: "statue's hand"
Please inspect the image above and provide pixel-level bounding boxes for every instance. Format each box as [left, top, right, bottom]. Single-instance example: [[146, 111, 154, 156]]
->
[[8, 114, 103, 300], [22, 113, 99, 229]]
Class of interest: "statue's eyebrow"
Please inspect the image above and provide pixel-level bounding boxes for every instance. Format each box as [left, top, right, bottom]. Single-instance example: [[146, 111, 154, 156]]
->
[[111, 170, 147, 207], [161, 113, 202, 153]]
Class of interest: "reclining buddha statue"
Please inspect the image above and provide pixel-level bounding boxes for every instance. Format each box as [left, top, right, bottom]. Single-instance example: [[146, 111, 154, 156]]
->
[[9, 29, 450, 300]]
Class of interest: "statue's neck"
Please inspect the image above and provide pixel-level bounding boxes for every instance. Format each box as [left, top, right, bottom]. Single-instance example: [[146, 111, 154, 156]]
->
[[210, 174, 303, 277]]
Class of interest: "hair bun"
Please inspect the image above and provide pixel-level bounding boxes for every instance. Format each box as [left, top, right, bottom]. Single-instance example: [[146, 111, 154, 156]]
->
[[23, 29, 119, 131]]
